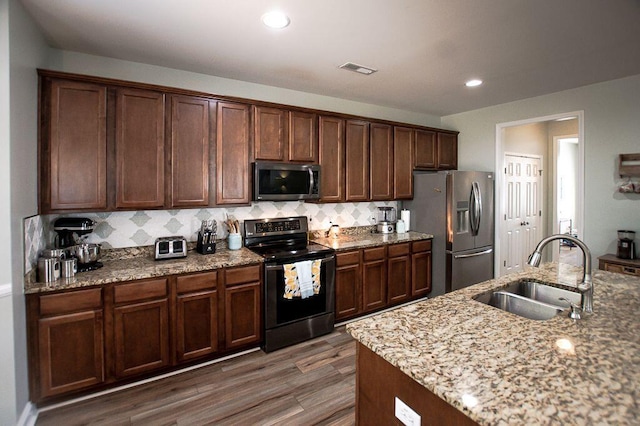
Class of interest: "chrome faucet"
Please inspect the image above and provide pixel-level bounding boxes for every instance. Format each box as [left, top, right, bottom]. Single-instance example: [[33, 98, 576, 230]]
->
[[527, 234, 593, 313]]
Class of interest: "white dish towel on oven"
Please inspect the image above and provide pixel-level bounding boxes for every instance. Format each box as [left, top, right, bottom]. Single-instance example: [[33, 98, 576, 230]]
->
[[295, 260, 314, 299]]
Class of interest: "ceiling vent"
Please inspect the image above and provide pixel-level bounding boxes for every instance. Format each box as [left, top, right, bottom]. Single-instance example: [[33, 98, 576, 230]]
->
[[339, 62, 377, 75]]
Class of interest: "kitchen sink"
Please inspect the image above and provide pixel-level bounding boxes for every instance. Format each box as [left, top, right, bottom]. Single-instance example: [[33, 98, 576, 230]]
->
[[473, 280, 581, 320]]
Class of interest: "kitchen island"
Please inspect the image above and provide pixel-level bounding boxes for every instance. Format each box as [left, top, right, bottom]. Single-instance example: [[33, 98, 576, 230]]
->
[[347, 263, 640, 425]]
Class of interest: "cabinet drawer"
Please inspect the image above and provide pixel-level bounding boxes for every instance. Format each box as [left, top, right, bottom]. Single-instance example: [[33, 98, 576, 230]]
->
[[337, 250, 360, 266], [225, 264, 261, 286], [388, 243, 410, 258], [412, 240, 432, 252], [114, 278, 168, 304], [363, 246, 386, 262], [605, 263, 639, 276], [176, 271, 218, 294], [39, 288, 102, 316]]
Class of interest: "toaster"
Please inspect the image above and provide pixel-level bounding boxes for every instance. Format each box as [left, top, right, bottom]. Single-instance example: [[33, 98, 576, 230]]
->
[[154, 236, 188, 260]]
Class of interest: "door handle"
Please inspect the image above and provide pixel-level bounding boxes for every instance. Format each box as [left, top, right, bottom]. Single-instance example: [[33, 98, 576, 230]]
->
[[453, 248, 493, 259], [520, 221, 530, 226]]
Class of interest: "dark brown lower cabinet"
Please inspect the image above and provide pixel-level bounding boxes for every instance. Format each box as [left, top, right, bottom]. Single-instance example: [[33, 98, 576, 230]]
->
[[29, 288, 104, 400], [224, 265, 262, 349], [412, 240, 433, 297], [335, 250, 362, 321], [362, 247, 387, 313], [175, 272, 219, 363], [112, 278, 170, 378], [387, 243, 411, 305]]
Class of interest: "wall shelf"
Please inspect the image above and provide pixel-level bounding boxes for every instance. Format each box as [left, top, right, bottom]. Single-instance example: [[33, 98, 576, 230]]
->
[[619, 153, 640, 177]]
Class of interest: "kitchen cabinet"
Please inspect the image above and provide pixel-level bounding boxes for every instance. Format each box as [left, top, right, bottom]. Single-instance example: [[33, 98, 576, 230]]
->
[[387, 243, 411, 305], [289, 111, 318, 162], [216, 101, 251, 205], [223, 265, 262, 349], [167, 95, 213, 208], [414, 129, 458, 170], [112, 278, 170, 378], [370, 123, 394, 200], [318, 115, 345, 202], [253, 106, 288, 161], [40, 79, 108, 212], [362, 247, 387, 312], [345, 120, 370, 201], [27, 288, 104, 400], [335, 250, 362, 320], [175, 271, 219, 363], [115, 88, 165, 209], [393, 127, 414, 199], [411, 240, 433, 296]]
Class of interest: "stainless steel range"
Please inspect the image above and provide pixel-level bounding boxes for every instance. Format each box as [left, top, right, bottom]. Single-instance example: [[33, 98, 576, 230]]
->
[[243, 216, 336, 352]]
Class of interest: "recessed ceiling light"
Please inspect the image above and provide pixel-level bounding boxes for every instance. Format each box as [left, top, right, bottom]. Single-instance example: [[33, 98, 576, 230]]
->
[[339, 62, 378, 75], [261, 11, 290, 29], [465, 79, 483, 87]]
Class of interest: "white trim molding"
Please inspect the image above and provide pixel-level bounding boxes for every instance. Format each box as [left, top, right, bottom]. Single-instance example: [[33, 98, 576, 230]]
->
[[0, 283, 11, 298], [17, 401, 38, 426]]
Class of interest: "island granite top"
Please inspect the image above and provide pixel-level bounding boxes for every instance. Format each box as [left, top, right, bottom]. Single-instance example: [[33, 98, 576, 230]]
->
[[347, 263, 640, 425]]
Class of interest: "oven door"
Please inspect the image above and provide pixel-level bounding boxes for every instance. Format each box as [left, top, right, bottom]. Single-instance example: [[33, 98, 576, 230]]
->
[[264, 253, 335, 330]]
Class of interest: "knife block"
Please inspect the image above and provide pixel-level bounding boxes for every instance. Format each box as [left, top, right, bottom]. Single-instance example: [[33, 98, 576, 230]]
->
[[196, 232, 216, 255]]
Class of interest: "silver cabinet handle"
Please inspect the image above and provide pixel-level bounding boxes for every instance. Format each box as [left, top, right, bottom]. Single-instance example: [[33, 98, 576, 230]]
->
[[453, 248, 493, 259]]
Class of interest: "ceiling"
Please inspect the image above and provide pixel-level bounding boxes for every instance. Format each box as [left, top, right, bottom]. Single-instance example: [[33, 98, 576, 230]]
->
[[20, 0, 640, 116]]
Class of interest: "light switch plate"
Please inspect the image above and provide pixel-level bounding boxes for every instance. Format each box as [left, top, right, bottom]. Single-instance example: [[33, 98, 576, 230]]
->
[[395, 397, 421, 426]]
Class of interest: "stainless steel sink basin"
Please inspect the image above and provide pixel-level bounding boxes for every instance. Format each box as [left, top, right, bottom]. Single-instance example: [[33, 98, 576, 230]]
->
[[473, 280, 581, 320]]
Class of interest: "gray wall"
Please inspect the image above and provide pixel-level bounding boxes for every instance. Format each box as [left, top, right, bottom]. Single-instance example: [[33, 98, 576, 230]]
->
[[442, 74, 640, 260]]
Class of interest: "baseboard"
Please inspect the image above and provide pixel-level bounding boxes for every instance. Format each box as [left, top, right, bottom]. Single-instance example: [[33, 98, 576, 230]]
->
[[17, 402, 38, 426]]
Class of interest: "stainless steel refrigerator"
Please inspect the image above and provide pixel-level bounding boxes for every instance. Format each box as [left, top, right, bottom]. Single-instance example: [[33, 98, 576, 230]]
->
[[403, 171, 494, 296]]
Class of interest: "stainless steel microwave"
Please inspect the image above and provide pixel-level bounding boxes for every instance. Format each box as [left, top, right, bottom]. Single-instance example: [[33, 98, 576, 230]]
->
[[253, 162, 320, 201]]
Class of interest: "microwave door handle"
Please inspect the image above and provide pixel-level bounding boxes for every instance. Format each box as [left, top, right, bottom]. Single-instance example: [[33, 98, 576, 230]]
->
[[308, 167, 315, 196]]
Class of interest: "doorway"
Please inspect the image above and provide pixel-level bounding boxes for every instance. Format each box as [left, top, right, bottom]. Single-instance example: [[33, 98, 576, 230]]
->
[[494, 112, 584, 277]]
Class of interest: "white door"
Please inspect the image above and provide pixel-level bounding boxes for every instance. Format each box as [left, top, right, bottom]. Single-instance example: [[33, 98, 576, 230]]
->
[[501, 154, 542, 275]]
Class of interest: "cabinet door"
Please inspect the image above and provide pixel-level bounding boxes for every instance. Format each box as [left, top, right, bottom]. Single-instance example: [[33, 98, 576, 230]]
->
[[393, 127, 414, 199], [216, 102, 250, 205], [289, 111, 318, 162], [225, 282, 261, 349], [335, 251, 361, 321], [38, 310, 104, 398], [318, 116, 345, 202], [168, 95, 211, 207], [113, 279, 170, 378], [45, 79, 107, 212], [362, 247, 387, 313], [253, 106, 288, 161], [345, 120, 370, 201], [115, 88, 165, 209], [414, 129, 437, 169], [437, 132, 458, 170], [412, 250, 433, 297], [370, 123, 394, 200], [388, 244, 411, 305], [176, 272, 219, 362]]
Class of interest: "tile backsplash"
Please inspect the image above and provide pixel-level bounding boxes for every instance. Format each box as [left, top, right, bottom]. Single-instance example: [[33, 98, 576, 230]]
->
[[24, 201, 397, 273]]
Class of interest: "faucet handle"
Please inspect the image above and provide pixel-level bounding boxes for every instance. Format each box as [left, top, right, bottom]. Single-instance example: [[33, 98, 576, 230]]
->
[[559, 297, 582, 320]]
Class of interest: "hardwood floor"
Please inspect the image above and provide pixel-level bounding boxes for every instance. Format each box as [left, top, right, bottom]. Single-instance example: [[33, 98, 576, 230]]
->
[[37, 327, 356, 426]]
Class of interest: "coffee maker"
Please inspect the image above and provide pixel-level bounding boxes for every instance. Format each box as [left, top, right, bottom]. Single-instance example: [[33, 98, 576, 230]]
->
[[54, 217, 95, 248], [617, 230, 636, 260]]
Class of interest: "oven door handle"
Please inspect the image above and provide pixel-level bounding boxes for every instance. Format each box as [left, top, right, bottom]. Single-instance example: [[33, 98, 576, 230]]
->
[[265, 254, 335, 271]]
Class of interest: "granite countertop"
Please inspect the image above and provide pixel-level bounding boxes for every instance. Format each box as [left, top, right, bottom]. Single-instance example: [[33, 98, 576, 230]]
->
[[24, 246, 264, 294], [314, 230, 433, 251], [347, 263, 640, 425]]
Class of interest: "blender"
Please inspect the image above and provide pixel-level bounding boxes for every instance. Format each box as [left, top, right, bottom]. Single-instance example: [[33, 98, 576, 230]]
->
[[376, 207, 397, 234]]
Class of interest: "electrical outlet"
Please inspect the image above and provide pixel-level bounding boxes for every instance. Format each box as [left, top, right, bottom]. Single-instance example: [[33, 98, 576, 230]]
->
[[395, 397, 421, 426]]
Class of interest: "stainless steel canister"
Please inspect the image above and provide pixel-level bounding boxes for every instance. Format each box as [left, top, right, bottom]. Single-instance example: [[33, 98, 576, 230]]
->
[[61, 258, 77, 278], [38, 257, 61, 283]]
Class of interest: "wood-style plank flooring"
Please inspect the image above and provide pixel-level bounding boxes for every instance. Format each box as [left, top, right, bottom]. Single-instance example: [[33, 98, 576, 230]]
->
[[37, 327, 356, 426]]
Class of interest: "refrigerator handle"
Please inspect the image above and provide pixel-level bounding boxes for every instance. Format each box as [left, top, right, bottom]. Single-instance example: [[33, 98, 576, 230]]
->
[[453, 248, 493, 259], [470, 182, 482, 236]]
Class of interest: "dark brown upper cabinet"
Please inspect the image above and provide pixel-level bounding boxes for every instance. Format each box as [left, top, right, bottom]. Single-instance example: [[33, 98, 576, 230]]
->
[[253, 107, 317, 163], [318, 115, 345, 202], [345, 120, 370, 202], [436, 132, 458, 170], [216, 102, 251, 205], [414, 129, 458, 170], [167, 95, 213, 208], [393, 127, 414, 199], [115, 88, 165, 209], [370, 123, 394, 200], [41, 79, 108, 213]]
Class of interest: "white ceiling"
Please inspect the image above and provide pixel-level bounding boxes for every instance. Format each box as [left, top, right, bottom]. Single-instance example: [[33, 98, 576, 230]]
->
[[20, 0, 640, 116]]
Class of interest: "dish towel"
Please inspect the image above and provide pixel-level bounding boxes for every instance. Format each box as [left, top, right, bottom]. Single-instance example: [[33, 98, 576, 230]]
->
[[283, 259, 322, 299]]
